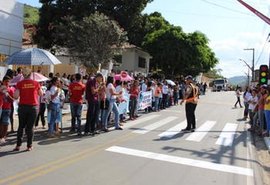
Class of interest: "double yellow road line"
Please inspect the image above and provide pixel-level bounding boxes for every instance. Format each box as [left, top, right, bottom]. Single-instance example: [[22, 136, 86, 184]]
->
[[0, 132, 135, 185]]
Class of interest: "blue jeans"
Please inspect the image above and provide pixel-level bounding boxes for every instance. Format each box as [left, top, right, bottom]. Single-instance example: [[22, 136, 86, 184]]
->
[[264, 110, 270, 133], [154, 97, 159, 111], [103, 99, 120, 129], [70, 103, 83, 133], [48, 103, 60, 134]]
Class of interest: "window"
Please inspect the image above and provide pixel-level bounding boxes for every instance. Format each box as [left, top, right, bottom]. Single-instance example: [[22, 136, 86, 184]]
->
[[138, 57, 146, 68], [113, 54, 122, 64]]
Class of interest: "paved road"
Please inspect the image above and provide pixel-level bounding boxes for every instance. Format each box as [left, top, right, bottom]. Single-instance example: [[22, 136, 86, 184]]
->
[[0, 91, 263, 185]]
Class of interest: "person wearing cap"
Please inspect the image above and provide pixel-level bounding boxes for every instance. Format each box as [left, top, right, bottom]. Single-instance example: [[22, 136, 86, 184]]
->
[[13, 68, 42, 151], [180, 75, 199, 132], [84, 73, 104, 135]]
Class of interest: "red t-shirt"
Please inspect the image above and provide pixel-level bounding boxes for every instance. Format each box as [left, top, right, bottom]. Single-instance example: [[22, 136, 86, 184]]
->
[[69, 81, 85, 104], [16, 79, 40, 106], [2, 86, 15, 109], [0, 93, 3, 108]]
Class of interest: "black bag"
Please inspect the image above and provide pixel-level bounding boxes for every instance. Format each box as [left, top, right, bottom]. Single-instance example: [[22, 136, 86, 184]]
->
[[47, 101, 54, 110], [100, 99, 110, 110]]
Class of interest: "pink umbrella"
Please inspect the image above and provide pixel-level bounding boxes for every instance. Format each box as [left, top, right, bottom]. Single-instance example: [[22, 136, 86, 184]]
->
[[10, 72, 49, 85], [114, 71, 133, 82]]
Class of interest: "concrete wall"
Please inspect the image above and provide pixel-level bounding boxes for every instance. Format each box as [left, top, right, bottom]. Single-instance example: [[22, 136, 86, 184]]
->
[[120, 48, 151, 76], [0, 0, 23, 56]]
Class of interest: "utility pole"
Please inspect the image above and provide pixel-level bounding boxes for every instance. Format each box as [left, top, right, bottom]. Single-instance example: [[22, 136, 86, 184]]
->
[[244, 48, 255, 82], [239, 58, 252, 86]]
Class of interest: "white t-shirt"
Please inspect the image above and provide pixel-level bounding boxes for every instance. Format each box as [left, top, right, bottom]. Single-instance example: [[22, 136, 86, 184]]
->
[[50, 86, 63, 104], [141, 83, 147, 92], [248, 95, 258, 111], [243, 91, 251, 103], [106, 83, 116, 100], [162, 85, 168, 94]]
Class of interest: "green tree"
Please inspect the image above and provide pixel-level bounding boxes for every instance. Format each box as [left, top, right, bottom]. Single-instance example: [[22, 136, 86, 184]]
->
[[143, 26, 219, 77], [56, 12, 127, 68], [35, 0, 152, 49]]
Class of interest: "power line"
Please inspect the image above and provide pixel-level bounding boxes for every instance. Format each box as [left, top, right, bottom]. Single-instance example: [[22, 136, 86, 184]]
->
[[200, 0, 256, 16]]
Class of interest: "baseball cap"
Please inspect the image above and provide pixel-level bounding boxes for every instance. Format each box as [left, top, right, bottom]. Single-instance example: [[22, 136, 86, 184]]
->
[[185, 75, 193, 80]]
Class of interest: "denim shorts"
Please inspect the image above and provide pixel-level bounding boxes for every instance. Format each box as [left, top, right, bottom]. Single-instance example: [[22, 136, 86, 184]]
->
[[1, 109, 11, 125]]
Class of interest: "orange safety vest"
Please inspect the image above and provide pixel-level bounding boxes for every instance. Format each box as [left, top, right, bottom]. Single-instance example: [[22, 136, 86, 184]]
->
[[185, 83, 198, 104]]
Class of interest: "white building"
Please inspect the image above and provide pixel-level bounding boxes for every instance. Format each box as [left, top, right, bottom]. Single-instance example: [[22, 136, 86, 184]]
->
[[0, 0, 23, 79], [0, 0, 23, 58], [114, 44, 152, 77]]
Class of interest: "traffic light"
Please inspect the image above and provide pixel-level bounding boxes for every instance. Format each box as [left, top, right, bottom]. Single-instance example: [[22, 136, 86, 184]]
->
[[259, 65, 268, 85]]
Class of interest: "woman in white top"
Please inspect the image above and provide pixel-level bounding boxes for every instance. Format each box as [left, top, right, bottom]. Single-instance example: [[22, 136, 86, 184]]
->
[[48, 77, 62, 136], [248, 89, 258, 125], [103, 76, 122, 131]]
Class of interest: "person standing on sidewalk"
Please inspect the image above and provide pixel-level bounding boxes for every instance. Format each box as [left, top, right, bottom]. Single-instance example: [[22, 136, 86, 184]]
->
[[13, 68, 42, 151], [234, 87, 243, 108], [0, 76, 14, 143], [180, 75, 199, 132], [69, 73, 85, 136], [85, 73, 103, 136]]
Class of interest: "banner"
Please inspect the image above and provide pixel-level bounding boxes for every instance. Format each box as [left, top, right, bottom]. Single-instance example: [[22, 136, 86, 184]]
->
[[138, 91, 152, 110], [118, 93, 130, 115]]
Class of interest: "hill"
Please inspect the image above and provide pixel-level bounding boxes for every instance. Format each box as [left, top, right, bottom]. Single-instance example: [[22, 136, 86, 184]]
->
[[24, 5, 39, 25], [228, 76, 248, 86]]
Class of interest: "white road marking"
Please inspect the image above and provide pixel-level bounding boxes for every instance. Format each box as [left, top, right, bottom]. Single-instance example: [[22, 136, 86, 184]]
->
[[132, 116, 178, 134], [158, 120, 187, 138], [163, 110, 181, 113], [106, 146, 254, 177], [124, 115, 160, 129], [215, 123, 238, 147], [186, 121, 216, 142]]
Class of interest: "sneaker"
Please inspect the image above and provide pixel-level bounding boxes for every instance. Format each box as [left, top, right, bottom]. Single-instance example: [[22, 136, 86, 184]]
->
[[13, 146, 20, 151], [77, 132, 82, 137], [26, 146, 33, 151], [0, 138, 6, 144], [102, 128, 109, 132], [181, 128, 191, 132], [115, 127, 123, 130]]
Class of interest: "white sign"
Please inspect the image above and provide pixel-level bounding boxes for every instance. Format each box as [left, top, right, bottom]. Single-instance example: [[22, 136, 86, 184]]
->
[[138, 91, 152, 110]]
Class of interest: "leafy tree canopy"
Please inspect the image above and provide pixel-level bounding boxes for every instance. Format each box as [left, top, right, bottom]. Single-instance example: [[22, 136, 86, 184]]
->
[[143, 20, 219, 77], [56, 12, 127, 68], [35, 0, 152, 49]]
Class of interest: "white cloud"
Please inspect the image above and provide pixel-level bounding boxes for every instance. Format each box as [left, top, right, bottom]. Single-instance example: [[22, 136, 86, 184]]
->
[[209, 31, 270, 78]]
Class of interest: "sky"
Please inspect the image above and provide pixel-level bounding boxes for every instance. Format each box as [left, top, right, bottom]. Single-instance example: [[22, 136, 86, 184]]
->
[[17, 0, 270, 78]]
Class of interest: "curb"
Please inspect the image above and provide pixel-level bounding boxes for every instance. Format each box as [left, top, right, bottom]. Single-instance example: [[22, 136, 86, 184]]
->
[[263, 137, 270, 153]]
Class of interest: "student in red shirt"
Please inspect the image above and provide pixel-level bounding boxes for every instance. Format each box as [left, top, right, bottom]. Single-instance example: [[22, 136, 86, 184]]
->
[[129, 80, 140, 120], [0, 76, 15, 143], [13, 68, 42, 152], [69, 73, 85, 135]]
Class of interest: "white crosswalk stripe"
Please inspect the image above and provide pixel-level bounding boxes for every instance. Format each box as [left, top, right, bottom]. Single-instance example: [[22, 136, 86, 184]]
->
[[133, 116, 178, 134], [185, 121, 216, 142], [215, 123, 238, 147], [124, 115, 159, 129], [158, 120, 187, 138]]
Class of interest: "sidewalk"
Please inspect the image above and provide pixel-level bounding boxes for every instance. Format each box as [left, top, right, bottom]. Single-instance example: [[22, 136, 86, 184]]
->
[[264, 137, 270, 154]]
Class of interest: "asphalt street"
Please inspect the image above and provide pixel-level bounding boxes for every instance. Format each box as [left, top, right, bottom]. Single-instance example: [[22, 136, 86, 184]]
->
[[0, 91, 267, 185]]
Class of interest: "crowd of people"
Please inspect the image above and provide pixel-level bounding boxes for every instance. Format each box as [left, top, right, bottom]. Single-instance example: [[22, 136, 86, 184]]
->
[[235, 84, 270, 137], [0, 68, 203, 151]]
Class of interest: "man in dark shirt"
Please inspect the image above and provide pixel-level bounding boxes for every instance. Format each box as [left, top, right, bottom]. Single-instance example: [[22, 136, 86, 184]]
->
[[84, 73, 103, 135]]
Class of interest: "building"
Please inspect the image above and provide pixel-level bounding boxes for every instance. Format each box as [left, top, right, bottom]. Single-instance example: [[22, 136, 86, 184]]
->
[[113, 44, 152, 77], [0, 0, 23, 79], [0, 0, 23, 58]]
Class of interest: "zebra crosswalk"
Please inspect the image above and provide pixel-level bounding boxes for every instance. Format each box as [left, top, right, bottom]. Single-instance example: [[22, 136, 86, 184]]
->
[[125, 115, 240, 147]]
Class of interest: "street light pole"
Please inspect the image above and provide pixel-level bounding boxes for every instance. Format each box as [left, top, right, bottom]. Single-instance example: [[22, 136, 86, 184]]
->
[[244, 48, 255, 82], [239, 58, 252, 86]]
